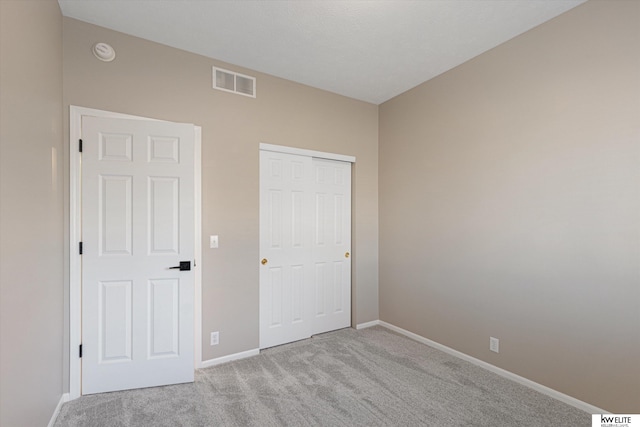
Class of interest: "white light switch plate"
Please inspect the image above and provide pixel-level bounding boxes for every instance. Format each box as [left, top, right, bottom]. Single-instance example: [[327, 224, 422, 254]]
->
[[210, 235, 219, 248]]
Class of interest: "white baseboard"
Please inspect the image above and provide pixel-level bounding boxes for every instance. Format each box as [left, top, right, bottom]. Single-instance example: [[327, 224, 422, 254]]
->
[[378, 321, 608, 415], [48, 393, 69, 427], [356, 320, 381, 330], [199, 348, 260, 369]]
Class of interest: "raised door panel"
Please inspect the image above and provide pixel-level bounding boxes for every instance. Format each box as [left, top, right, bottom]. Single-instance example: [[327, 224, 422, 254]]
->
[[148, 279, 180, 359], [267, 267, 283, 327], [99, 132, 132, 162], [148, 136, 179, 163], [99, 280, 133, 363], [100, 175, 133, 256], [148, 177, 180, 254]]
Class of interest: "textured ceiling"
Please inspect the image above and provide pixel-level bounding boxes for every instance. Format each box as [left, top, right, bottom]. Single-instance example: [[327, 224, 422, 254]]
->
[[57, 0, 586, 105]]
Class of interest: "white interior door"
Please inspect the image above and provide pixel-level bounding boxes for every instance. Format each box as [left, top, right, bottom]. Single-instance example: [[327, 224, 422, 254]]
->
[[81, 116, 195, 395], [311, 158, 351, 335], [259, 151, 313, 349], [259, 149, 351, 349]]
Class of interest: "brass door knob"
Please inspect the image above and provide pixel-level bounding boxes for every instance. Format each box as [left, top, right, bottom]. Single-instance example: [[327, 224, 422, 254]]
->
[[345, 252, 350, 258], [261, 258, 268, 265]]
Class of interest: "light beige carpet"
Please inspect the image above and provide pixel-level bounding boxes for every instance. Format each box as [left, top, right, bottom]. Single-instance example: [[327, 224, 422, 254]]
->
[[55, 326, 590, 426]]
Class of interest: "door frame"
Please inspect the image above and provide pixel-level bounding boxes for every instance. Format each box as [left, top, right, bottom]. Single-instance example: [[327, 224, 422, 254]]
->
[[259, 143, 355, 163], [69, 106, 202, 400]]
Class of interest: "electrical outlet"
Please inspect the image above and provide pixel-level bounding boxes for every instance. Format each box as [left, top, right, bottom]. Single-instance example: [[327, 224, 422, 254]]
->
[[210, 331, 219, 346], [490, 337, 499, 353]]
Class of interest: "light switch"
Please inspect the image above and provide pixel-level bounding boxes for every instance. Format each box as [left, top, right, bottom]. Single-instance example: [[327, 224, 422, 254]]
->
[[209, 235, 219, 249]]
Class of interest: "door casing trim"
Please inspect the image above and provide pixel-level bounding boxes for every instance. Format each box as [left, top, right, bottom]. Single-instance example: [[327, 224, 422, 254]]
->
[[69, 106, 202, 400], [259, 143, 355, 163]]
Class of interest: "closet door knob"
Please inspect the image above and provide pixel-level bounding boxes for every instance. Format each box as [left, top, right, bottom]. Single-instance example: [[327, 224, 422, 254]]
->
[[261, 258, 268, 265], [345, 252, 350, 258]]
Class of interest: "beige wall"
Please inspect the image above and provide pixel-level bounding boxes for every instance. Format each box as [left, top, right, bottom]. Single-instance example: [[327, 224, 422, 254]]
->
[[0, 0, 65, 425], [62, 18, 379, 365], [379, 0, 639, 413]]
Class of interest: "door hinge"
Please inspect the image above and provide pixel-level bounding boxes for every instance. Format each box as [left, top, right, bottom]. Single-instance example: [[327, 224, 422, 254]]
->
[[79, 242, 83, 255], [79, 344, 83, 358], [79, 139, 83, 152]]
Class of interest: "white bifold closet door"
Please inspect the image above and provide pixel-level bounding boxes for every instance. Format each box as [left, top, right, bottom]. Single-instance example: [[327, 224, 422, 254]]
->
[[259, 150, 351, 349]]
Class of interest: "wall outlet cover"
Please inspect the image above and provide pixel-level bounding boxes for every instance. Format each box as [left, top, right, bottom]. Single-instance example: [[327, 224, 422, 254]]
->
[[211, 331, 219, 346], [490, 337, 499, 353]]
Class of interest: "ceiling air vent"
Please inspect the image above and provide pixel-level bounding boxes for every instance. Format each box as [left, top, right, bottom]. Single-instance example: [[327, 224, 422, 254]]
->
[[213, 67, 256, 98]]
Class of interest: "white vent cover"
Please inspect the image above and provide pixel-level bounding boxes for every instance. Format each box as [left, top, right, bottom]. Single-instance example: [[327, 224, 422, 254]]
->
[[213, 67, 256, 98]]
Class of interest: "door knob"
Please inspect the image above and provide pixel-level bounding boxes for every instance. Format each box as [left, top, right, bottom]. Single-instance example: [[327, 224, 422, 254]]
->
[[261, 258, 268, 265], [345, 252, 350, 258], [169, 261, 191, 271]]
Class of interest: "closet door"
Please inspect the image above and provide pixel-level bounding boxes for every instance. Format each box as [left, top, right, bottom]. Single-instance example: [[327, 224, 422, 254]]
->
[[259, 150, 313, 349], [259, 150, 352, 349], [311, 158, 351, 335]]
